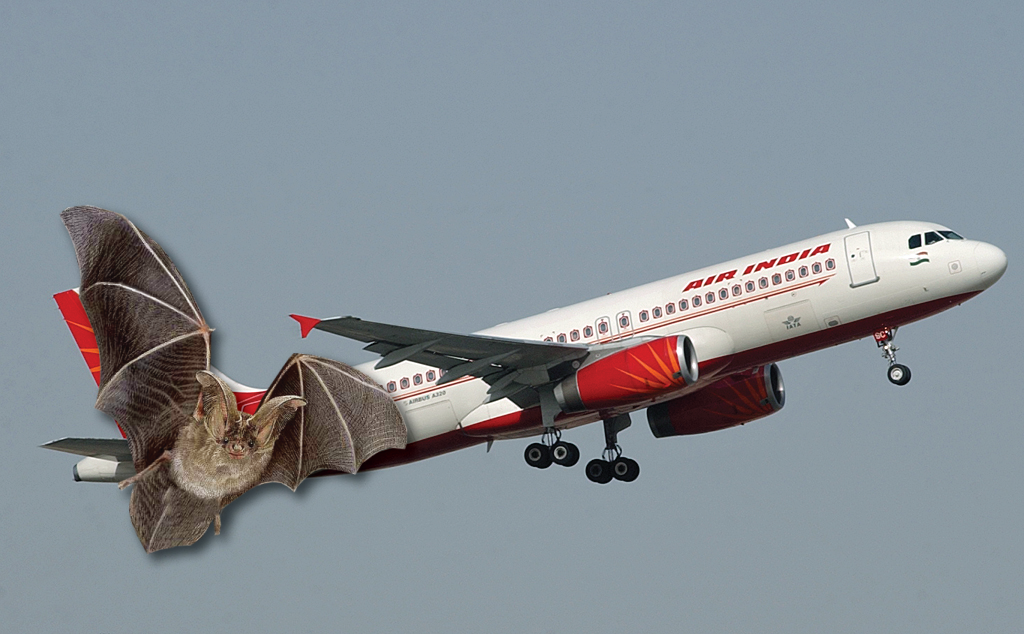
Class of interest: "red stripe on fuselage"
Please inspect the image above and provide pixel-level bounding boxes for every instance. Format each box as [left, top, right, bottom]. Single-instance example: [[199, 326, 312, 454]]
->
[[351, 290, 980, 472], [383, 275, 836, 400]]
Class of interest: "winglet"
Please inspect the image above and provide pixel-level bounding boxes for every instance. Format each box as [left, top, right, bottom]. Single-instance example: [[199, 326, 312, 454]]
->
[[289, 314, 322, 338]]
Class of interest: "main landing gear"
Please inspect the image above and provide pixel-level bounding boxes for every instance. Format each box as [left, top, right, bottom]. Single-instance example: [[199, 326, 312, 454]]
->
[[585, 415, 640, 484], [523, 387, 639, 482], [875, 327, 911, 386], [524, 428, 580, 469]]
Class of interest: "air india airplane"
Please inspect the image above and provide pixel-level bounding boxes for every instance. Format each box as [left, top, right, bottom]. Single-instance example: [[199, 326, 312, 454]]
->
[[45, 219, 1007, 485]]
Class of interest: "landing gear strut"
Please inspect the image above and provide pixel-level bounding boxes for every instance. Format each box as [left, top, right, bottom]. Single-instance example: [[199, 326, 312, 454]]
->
[[524, 427, 579, 469], [585, 415, 640, 484], [875, 327, 911, 386]]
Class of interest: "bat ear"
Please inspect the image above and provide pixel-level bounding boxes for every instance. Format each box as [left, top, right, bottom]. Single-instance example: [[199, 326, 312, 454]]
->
[[195, 371, 239, 438], [251, 395, 306, 447]]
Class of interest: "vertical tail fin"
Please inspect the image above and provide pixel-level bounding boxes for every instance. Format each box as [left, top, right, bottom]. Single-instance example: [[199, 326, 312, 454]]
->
[[54, 289, 127, 438], [54, 289, 102, 386], [54, 288, 267, 419]]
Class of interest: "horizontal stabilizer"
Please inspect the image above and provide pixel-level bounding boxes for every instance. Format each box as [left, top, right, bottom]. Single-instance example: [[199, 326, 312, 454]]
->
[[41, 437, 132, 461]]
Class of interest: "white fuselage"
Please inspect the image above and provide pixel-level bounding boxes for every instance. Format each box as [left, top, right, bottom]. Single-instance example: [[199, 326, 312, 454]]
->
[[363, 221, 1005, 451]]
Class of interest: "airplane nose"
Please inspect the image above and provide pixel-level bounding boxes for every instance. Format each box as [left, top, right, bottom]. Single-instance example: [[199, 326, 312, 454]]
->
[[974, 242, 1007, 284]]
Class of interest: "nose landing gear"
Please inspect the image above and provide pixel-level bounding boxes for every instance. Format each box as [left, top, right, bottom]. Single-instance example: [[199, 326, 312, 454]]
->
[[875, 327, 911, 386], [585, 415, 640, 484]]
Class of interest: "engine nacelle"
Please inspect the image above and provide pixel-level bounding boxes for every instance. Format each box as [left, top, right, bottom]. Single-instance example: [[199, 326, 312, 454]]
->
[[555, 335, 699, 413], [73, 457, 136, 483], [647, 363, 785, 437]]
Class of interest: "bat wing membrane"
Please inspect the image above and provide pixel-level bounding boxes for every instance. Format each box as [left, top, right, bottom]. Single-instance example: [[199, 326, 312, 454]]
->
[[258, 354, 407, 490], [129, 463, 218, 553], [61, 207, 211, 471]]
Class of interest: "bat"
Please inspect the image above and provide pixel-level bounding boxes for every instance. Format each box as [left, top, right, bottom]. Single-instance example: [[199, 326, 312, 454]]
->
[[61, 206, 407, 553]]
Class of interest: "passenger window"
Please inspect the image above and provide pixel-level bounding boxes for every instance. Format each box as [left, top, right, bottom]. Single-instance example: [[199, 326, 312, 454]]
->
[[939, 230, 963, 240], [772, 273, 782, 285], [570, 329, 580, 341], [799, 266, 808, 277], [745, 281, 755, 292], [598, 322, 609, 334], [665, 303, 675, 315], [732, 284, 742, 296], [679, 299, 688, 311], [785, 270, 795, 281], [825, 258, 835, 270], [544, 336, 553, 342], [639, 310, 649, 322], [925, 231, 943, 245], [557, 333, 567, 343], [719, 288, 729, 300], [652, 307, 662, 318], [400, 378, 410, 389], [692, 296, 702, 307], [426, 370, 436, 382], [619, 315, 630, 328], [413, 374, 423, 385], [812, 262, 822, 274], [908, 234, 922, 249], [584, 325, 594, 337], [759, 277, 768, 289], [387, 381, 397, 393], [705, 292, 715, 304]]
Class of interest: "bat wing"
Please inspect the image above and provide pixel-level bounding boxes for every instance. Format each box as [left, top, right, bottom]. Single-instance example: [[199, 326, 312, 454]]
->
[[61, 207, 211, 471], [257, 354, 407, 490], [129, 463, 218, 553]]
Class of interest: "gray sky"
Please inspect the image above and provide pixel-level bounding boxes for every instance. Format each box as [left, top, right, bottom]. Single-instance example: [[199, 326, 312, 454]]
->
[[2, 2, 1022, 632]]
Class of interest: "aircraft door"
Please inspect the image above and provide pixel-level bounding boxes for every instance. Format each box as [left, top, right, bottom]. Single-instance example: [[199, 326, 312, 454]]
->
[[844, 231, 880, 288], [615, 311, 633, 339]]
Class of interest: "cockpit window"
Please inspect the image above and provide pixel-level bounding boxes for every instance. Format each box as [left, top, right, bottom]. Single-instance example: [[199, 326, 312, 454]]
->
[[939, 230, 963, 240], [924, 231, 943, 245], [908, 234, 922, 249]]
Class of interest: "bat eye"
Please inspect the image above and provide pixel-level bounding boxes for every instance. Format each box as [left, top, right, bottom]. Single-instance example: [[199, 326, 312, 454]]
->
[[221, 438, 229, 445], [248, 440, 254, 448]]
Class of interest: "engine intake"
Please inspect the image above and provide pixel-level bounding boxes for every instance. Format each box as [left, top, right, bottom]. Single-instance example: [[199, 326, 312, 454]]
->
[[648, 363, 785, 437], [555, 335, 698, 412]]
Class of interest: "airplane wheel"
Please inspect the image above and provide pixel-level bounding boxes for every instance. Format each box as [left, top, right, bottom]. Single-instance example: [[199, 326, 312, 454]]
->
[[524, 443, 552, 469], [887, 364, 911, 386], [612, 457, 640, 482], [551, 441, 580, 467], [585, 459, 613, 484]]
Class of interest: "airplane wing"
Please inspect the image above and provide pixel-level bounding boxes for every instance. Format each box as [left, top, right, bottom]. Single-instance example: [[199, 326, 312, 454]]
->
[[290, 314, 590, 405]]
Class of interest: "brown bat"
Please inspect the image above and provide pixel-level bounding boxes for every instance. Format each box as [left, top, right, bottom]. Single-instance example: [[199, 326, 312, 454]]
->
[[61, 206, 407, 553]]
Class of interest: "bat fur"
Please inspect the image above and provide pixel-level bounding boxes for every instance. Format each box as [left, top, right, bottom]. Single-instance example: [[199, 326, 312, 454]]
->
[[60, 206, 408, 553]]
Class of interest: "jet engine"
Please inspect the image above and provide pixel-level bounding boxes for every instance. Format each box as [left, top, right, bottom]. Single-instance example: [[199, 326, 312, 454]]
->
[[647, 363, 785, 437], [555, 335, 699, 412]]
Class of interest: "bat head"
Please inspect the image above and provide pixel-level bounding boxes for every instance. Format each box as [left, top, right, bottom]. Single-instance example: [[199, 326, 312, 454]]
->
[[195, 371, 306, 460]]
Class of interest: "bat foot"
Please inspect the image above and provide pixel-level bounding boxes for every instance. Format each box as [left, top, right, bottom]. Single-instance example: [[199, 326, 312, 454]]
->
[[214, 512, 221, 535]]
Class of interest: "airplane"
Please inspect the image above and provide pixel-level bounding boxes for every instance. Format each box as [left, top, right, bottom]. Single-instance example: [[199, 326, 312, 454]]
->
[[44, 219, 1007, 485]]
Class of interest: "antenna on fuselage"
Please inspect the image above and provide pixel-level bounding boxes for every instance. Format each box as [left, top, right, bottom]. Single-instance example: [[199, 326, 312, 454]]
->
[[845, 218, 857, 229]]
